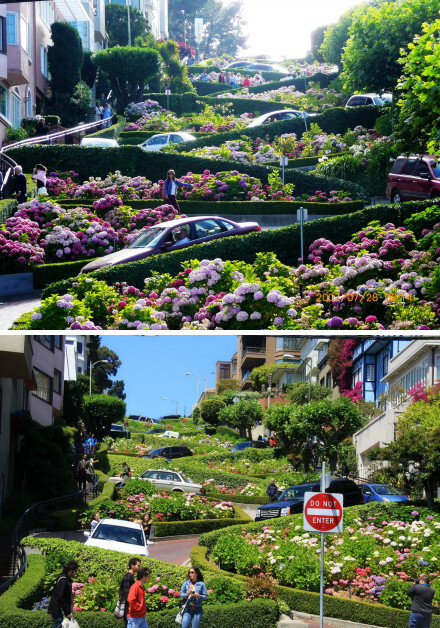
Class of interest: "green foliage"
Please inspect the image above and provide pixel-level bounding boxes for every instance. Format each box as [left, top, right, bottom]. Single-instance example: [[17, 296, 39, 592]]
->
[[63, 374, 98, 427], [83, 395, 126, 437], [379, 580, 412, 611], [216, 425, 239, 438], [119, 478, 156, 497], [320, 6, 360, 67], [191, 406, 201, 424], [219, 399, 263, 439], [81, 51, 97, 88], [87, 336, 122, 393], [250, 363, 292, 392], [105, 3, 150, 47], [198, 0, 247, 58], [200, 398, 226, 427], [93, 47, 161, 113], [154, 517, 250, 537], [217, 379, 240, 395], [284, 382, 332, 405], [5, 127, 28, 142], [311, 26, 326, 62], [48, 22, 83, 96]]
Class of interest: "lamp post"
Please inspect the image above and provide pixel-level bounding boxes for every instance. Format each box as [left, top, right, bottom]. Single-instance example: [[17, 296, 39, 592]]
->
[[163, 397, 178, 416], [127, 0, 131, 46], [89, 360, 109, 395], [181, 9, 187, 49], [185, 372, 200, 410]]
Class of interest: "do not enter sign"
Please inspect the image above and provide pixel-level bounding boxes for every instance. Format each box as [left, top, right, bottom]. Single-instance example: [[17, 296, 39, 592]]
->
[[303, 492, 344, 533]]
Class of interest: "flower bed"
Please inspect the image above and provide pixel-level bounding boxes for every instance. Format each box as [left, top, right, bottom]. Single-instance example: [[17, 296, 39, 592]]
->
[[217, 85, 344, 111]]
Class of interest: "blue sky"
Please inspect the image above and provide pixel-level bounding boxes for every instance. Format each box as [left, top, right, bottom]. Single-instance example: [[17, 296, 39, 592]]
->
[[101, 334, 238, 418]]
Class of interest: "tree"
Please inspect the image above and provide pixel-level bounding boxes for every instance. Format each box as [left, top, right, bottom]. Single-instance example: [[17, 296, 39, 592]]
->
[[219, 399, 263, 439], [198, 0, 247, 58], [87, 337, 122, 393], [168, 0, 209, 45], [264, 403, 307, 454], [83, 395, 126, 438], [108, 380, 126, 400], [310, 26, 326, 63], [319, 6, 360, 68], [48, 22, 83, 96], [327, 338, 358, 393], [81, 51, 97, 88], [395, 18, 440, 154], [93, 47, 161, 113], [284, 381, 332, 405], [249, 362, 293, 392], [158, 40, 194, 93], [105, 3, 151, 47], [216, 379, 240, 395], [199, 397, 226, 427], [63, 374, 99, 426], [341, 0, 440, 93]]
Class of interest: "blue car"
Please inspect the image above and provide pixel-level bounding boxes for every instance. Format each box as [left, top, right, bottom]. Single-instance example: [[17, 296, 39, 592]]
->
[[359, 483, 409, 503]]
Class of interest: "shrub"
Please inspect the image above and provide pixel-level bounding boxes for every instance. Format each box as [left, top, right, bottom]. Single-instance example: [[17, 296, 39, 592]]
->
[[119, 478, 156, 497]]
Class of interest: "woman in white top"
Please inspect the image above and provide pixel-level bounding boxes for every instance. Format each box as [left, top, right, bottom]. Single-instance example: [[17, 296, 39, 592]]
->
[[90, 512, 100, 533], [32, 164, 48, 195]]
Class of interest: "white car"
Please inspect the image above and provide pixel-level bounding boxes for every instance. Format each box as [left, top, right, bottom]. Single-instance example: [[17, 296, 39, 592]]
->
[[85, 518, 149, 556], [109, 469, 202, 494], [80, 137, 119, 148], [345, 93, 392, 108], [162, 430, 180, 438], [139, 132, 196, 151], [246, 109, 308, 128]]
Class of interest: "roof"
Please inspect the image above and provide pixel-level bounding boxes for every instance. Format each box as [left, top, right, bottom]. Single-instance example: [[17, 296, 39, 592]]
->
[[149, 216, 229, 228], [99, 519, 142, 530]]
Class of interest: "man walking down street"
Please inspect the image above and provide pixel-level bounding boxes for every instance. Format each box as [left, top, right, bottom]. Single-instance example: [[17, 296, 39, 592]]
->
[[119, 557, 141, 628], [76, 454, 89, 490], [266, 478, 278, 502], [127, 567, 151, 628], [407, 575, 435, 628], [47, 560, 78, 628]]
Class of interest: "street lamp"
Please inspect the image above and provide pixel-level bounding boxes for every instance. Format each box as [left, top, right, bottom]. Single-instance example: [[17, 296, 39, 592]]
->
[[163, 397, 178, 416], [89, 360, 109, 395], [127, 0, 131, 46], [185, 372, 200, 409], [181, 9, 187, 49]]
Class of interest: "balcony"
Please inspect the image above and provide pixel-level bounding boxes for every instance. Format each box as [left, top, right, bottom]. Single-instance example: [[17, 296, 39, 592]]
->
[[7, 46, 30, 86], [241, 346, 266, 371], [0, 336, 33, 380]]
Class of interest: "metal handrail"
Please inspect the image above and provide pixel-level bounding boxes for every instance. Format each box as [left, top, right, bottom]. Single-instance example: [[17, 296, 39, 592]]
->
[[0, 473, 100, 595]]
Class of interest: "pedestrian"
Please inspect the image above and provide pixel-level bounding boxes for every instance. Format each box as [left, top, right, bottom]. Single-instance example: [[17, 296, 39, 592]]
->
[[120, 461, 131, 486], [179, 567, 207, 628], [95, 101, 104, 121], [163, 169, 193, 212], [35, 117, 48, 137], [243, 75, 251, 87], [118, 557, 142, 628], [32, 164, 48, 195], [90, 512, 101, 533], [141, 511, 154, 545], [14, 166, 27, 204], [266, 478, 278, 502], [47, 560, 78, 628], [86, 433, 98, 455], [76, 454, 89, 490], [127, 566, 151, 628], [407, 575, 435, 628], [100, 93, 108, 108], [102, 103, 112, 128]]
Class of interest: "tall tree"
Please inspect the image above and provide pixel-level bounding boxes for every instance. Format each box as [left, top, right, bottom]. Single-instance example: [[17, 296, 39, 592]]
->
[[199, 397, 225, 427], [48, 22, 83, 100], [108, 380, 126, 400], [168, 0, 209, 44], [93, 47, 161, 113], [63, 374, 99, 426], [219, 398, 263, 439], [83, 395, 126, 438], [341, 0, 440, 93], [87, 336, 122, 393], [105, 3, 151, 47], [310, 26, 326, 63], [199, 0, 247, 58], [81, 50, 97, 88]]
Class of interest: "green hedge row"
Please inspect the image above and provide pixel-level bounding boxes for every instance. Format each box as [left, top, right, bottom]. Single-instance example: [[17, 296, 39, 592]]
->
[[0, 198, 18, 224], [191, 546, 437, 628], [87, 116, 126, 139], [205, 492, 269, 504], [193, 81, 232, 96], [154, 503, 251, 537], [0, 554, 279, 628], [142, 92, 201, 115], [40, 200, 430, 298], [32, 257, 97, 289]]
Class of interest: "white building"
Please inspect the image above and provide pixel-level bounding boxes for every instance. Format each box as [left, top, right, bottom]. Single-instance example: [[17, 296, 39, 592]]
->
[[353, 339, 440, 478], [105, 0, 168, 39], [64, 335, 89, 381]]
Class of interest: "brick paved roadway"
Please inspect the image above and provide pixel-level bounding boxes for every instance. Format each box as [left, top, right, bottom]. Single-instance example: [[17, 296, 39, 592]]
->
[[148, 537, 200, 565], [0, 291, 41, 329]]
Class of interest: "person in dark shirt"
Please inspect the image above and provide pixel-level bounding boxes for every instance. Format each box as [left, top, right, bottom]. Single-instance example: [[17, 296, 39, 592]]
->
[[47, 560, 78, 628], [14, 166, 27, 203], [118, 557, 141, 628], [266, 478, 278, 502], [35, 117, 48, 136], [407, 575, 435, 628]]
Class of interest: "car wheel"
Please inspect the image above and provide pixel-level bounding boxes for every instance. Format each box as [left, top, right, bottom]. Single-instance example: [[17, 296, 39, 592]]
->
[[172, 489, 184, 492], [391, 190, 402, 203]]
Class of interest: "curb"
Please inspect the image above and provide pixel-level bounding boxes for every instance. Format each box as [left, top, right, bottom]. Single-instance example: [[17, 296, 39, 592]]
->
[[151, 533, 201, 542], [291, 611, 386, 628]]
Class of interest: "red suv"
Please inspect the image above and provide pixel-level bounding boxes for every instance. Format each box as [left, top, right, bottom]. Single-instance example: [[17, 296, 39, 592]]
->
[[386, 155, 440, 203]]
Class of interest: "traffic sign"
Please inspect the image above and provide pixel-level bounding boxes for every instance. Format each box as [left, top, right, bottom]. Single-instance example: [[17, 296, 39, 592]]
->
[[303, 492, 343, 533]]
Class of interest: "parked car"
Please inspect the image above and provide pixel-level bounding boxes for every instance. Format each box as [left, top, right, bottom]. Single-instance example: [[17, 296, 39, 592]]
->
[[109, 424, 130, 439], [245, 63, 288, 74], [162, 430, 180, 438], [139, 446, 194, 460], [80, 216, 261, 273], [80, 137, 119, 148], [255, 478, 363, 521], [137, 469, 202, 494], [359, 483, 410, 503], [226, 61, 252, 69], [145, 428, 166, 435], [386, 155, 440, 203], [246, 109, 307, 128], [139, 132, 196, 152], [85, 518, 149, 556], [230, 441, 268, 452], [345, 93, 392, 108]]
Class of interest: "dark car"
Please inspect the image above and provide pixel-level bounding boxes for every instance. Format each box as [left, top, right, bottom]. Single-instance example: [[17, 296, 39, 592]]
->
[[230, 440, 269, 452], [139, 446, 193, 460], [359, 483, 410, 503], [80, 216, 261, 273], [386, 155, 440, 203], [255, 478, 363, 521], [110, 424, 130, 439], [145, 428, 166, 435]]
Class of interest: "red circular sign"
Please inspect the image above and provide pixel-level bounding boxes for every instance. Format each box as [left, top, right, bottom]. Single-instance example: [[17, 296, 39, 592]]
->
[[304, 492, 343, 532]]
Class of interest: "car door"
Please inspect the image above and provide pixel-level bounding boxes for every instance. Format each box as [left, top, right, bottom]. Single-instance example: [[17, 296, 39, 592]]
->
[[360, 485, 376, 503], [396, 158, 419, 201], [169, 134, 184, 145], [191, 219, 228, 245], [411, 160, 432, 200], [170, 472, 184, 491]]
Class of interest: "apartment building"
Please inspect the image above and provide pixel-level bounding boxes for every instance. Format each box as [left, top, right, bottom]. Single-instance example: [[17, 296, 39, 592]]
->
[[105, 0, 168, 39], [0, 335, 65, 509], [353, 338, 440, 477], [64, 335, 89, 381]]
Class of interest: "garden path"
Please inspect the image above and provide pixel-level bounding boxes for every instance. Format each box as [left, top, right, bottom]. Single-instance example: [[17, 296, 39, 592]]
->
[[0, 291, 41, 329]]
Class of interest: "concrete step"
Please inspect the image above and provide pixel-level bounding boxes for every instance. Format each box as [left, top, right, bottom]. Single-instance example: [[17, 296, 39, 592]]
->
[[278, 614, 309, 627]]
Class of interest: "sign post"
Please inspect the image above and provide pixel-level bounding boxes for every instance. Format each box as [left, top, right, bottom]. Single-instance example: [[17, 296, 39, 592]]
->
[[279, 155, 288, 184], [303, 462, 343, 628]]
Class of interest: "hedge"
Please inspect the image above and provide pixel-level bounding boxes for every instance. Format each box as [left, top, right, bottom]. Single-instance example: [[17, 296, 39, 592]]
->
[[32, 257, 99, 288], [0, 553, 279, 628], [205, 492, 269, 504], [142, 92, 202, 115], [0, 198, 18, 224], [153, 503, 251, 537], [265, 152, 347, 169], [87, 116, 126, 140], [192, 81, 232, 96], [192, 539, 440, 628], [39, 200, 433, 299]]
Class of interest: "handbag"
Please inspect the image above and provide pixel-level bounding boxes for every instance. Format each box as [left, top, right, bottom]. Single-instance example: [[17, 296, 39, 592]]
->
[[175, 596, 191, 624], [38, 186, 48, 195], [114, 599, 125, 619], [61, 618, 80, 628]]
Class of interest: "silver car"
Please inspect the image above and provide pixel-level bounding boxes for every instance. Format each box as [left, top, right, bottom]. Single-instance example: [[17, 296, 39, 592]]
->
[[139, 469, 202, 494], [139, 132, 196, 151]]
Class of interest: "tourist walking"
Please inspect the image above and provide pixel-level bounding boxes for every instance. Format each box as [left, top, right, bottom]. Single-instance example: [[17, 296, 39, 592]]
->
[[32, 164, 48, 195], [118, 557, 142, 628], [76, 454, 89, 490], [142, 511, 154, 545], [47, 560, 78, 628], [179, 567, 207, 628], [266, 478, 278, 502], [102, 103, 112, 128], [163, 169, 193, 212], [120, 461, 131, 486], [407, 575, 435, 628], [14, 166, 27, 204], [127, 566, 151, 628], [95, 101, 104, 121], [90, 512, 101, 533]]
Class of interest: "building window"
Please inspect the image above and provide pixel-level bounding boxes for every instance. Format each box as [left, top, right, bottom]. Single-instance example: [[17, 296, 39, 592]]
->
[[32, 368, 52, 404], [12, 90, 21, 129], [320, 377, 325, 387], [78, 367, 82, 374], [219, 364, 230, 380], [366, 364, 375, 381], [352, 368, 361, 386], [0, 84, 9, 120], [40, 1, 55, 27], [399, 358, 429, 393], [77, 341, 83, 355], [54, 336, 63, 350], [20, 16, 31, 57], [53, 369, 62, 395], [326, 372, 331, 388], [275, 337, 301, 351], [35, 335, 54, 351], [25, 87, 32, 118], [284, 372, 293, 384], [6, 12, 18, 45], [40, 46, 48, 78], [383, 354, 389, 376], [0, 17, 7, 54]]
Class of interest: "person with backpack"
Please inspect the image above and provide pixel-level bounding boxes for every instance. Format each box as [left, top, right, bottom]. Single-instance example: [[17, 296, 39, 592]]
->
[[47, 560, 78, 628], [118, 557, 142, 627]]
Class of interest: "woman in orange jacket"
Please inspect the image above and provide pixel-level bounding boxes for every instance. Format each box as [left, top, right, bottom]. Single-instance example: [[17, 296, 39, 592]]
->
[[127, 567, 151, 628]]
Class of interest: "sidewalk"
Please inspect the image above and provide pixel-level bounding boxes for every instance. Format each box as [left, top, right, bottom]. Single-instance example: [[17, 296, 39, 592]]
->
[[0, 290, 41, 329]]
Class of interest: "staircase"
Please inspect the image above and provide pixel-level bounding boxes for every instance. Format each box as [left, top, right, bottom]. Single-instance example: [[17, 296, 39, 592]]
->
[[0, 527, 14, 589]]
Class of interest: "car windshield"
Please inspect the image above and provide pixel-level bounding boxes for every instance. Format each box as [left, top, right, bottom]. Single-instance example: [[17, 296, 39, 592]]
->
[[128, 227, 166, 249], [374, 485, 402, 496], [279, 486, 317, 501], [233, 442, 250, 450], [181, 474, 194, 483], [93, 524, 143, 545], [148, 448, 164, 455], [431, 162, 440, 178]]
